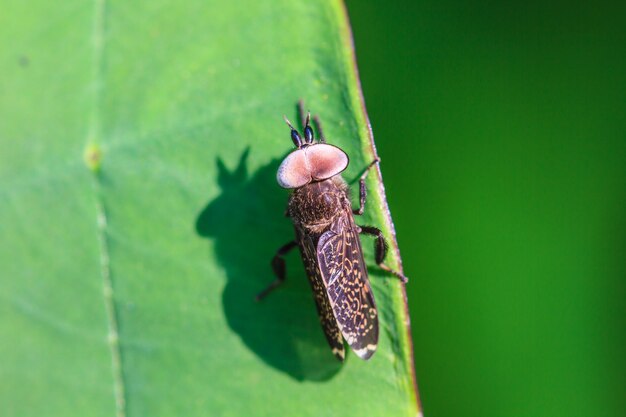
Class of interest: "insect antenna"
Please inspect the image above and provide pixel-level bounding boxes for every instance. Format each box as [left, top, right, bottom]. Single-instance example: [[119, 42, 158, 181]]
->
[[303, 111, 314, 144], [283, 115, 303, 148], [283, 114, 296, 130]]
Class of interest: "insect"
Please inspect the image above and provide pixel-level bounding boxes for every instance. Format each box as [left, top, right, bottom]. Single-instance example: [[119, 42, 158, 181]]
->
[[257, 102, 407, 361]]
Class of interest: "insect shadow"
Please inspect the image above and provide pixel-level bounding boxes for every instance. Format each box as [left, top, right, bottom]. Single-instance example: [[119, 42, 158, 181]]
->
[[195, 148, 343, 381]]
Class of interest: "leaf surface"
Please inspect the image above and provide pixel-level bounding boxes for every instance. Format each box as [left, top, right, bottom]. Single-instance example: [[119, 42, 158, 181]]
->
[[0, 1, 419, 416]]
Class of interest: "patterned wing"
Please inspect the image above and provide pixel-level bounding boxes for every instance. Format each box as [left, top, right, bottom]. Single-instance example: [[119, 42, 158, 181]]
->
[[317, 214, 379, 360], [299, 233, 346, 361]]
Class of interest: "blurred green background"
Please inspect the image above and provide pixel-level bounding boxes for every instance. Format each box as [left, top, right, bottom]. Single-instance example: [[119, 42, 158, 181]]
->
[[346, 1, 626, 416]]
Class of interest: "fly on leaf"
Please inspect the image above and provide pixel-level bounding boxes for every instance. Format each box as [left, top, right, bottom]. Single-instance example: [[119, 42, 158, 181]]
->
[[257, 101, 407, 361]]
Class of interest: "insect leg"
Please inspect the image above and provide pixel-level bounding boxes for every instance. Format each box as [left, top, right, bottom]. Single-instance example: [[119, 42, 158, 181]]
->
[[297, 99, 307, 128], [353, 157, 380, 215], [358, 226, 408, 283], [312, 115, 326, 143], [297, 99, 325, 142], [256, 240, 298, 301]]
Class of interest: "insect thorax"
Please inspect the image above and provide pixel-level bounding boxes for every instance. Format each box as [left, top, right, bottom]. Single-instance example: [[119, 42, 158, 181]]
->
[[288, 176, 349, 232]]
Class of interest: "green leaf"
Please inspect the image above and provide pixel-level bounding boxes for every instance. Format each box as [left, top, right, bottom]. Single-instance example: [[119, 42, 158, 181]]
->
[[0, 1, 419, 416]]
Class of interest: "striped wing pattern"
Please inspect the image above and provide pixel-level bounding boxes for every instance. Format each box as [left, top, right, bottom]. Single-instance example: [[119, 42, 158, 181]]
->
[[317, 214, 379, 360], [299, 234, 346, 361]]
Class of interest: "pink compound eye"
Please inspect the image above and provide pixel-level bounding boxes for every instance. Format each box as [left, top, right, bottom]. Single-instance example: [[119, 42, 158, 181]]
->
[[276, 144, 349, 189], [276, 149, 311, 189], [306, 144, 349, 181]]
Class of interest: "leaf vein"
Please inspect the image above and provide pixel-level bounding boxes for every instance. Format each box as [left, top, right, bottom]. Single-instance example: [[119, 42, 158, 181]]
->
[[89, 0, 128, 415]]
